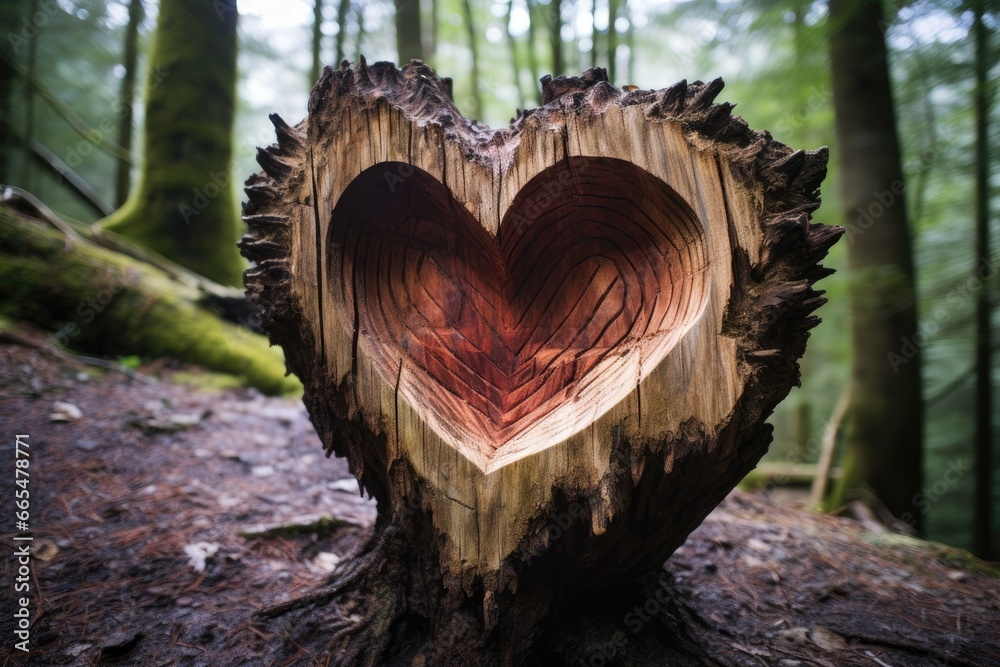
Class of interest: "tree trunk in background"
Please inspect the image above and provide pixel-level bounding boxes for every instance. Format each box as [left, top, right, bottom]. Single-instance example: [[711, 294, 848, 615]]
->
[[829, 0, 923, 530], [22, 0, 39, 193], [505, 0, 525, 109], [625, 0, 634, 83], [100, 0, 244, 287], [972, 0, 993, 561], [0, 206, 299, 396], [607, 0, 620, 83], [525, 0, 540, 102], [394, 0, 423, 63], [588, 0, 597, 68], [792, 0, 807, 60], [459, 0, 481, 119], [356, 5, 366, 60], [334, 0, 350, 64], [311, 0, 324, 84], [114, 0, 143, 207], [428, 0, 438, 64], [910, 52, 938, 227], [0, 1, 22, 185], [550, 0, 563, 75]]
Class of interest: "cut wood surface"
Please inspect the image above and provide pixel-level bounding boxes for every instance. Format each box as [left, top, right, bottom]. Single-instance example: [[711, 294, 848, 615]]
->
[[240, 60, 841, 663], [330, 155, 709, 467]]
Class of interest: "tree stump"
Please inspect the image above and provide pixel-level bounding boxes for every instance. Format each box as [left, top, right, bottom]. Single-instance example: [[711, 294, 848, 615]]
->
[[240, 60, 842, 665]]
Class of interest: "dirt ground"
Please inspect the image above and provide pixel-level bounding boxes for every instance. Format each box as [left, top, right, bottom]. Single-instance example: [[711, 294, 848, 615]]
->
[[1, 340, 998, 666]]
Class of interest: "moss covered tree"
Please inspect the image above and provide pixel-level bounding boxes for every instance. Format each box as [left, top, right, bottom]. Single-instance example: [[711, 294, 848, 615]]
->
[[101, 0, 244, 287]]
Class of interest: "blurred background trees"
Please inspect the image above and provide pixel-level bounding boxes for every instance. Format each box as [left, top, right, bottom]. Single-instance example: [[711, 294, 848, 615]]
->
[[100, 0, 245, 286], [828, 0, 924, 531], [0, 0, 996, 557]]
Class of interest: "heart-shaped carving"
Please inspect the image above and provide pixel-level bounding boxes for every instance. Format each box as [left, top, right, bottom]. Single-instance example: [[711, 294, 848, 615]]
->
[[329, 156, 709, 468]]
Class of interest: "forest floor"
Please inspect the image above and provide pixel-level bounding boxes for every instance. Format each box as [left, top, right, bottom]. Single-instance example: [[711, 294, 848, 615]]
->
[[0, 337, 998, 667]]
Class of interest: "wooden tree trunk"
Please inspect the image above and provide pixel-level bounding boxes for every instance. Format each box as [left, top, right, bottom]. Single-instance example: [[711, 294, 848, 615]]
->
[[241, 61, 841, 666], [394, 0, 423, 63], [971, 0, 993, 561], [114, 0, 143, 206], [829, 0, 923, 529]]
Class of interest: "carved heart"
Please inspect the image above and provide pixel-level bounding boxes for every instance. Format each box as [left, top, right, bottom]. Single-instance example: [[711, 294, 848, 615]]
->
[[329, 156, 709, 469]]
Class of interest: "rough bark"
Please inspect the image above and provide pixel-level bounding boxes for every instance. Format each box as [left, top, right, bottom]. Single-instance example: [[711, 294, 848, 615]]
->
[[829, 0, 924, 530], [100, 0, 244, 287], [241, 61, 840, 665]]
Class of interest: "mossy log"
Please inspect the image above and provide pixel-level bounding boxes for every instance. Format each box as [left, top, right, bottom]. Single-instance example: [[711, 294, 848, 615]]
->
[[242, 62, 841, 664], [0, 206, 299, 395]]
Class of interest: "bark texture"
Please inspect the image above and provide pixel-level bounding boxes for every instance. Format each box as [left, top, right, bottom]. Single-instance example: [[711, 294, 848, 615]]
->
[[241, 61, 840, 664]]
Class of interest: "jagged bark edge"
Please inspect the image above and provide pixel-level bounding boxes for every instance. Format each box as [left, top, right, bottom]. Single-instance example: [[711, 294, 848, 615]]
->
[[238, 60, 844, 663], [240, 58, 840, 484]]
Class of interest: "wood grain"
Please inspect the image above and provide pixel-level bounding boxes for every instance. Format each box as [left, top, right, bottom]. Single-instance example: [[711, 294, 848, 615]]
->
[[330, 157, 708, 465]]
